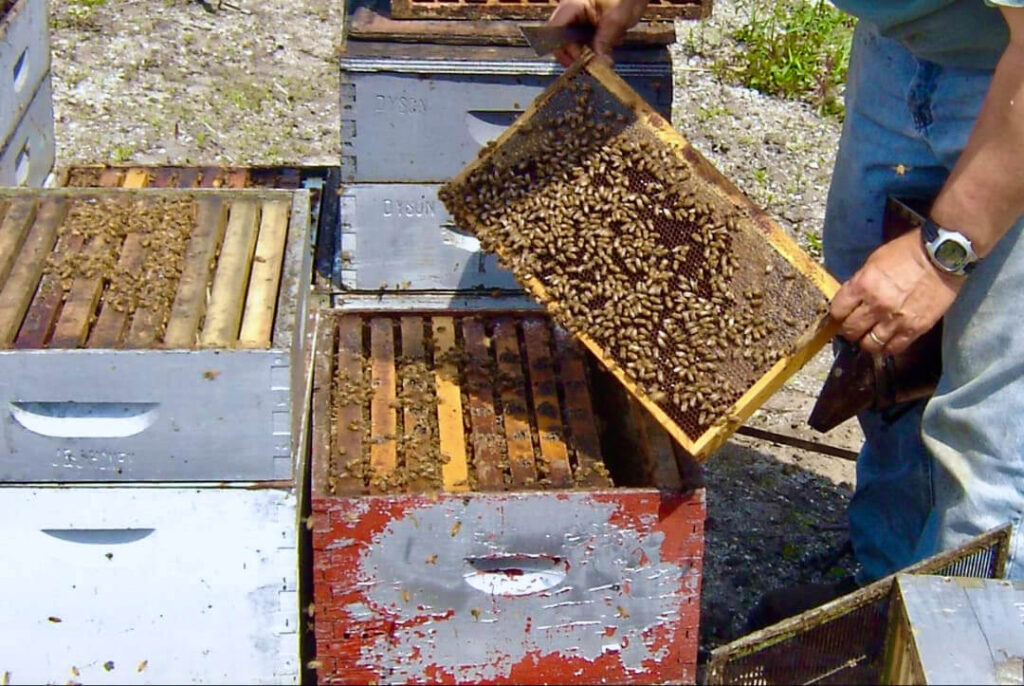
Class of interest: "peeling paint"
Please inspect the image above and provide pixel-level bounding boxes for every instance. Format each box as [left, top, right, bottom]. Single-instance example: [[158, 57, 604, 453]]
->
[[342, 493, 694, 682], [325, 538, 358, 550]]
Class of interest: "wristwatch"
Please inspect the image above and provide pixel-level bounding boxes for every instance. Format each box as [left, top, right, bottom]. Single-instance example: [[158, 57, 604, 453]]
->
[[921, 218, 980, 276]]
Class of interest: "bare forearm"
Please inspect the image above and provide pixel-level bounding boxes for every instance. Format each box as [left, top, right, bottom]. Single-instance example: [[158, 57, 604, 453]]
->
[[930, 9, 1024, 257]]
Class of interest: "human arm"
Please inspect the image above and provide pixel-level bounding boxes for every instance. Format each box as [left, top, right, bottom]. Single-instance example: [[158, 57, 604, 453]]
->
[[829, 6, 1024, 354], [547, 0, 649, 67]]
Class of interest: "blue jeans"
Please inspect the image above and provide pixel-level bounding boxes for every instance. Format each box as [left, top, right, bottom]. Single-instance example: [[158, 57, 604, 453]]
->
[[824, 22, 1024, 582]]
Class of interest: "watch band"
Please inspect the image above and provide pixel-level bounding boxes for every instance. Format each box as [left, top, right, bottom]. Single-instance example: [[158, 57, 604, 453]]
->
[[920, 217, 940, 244]]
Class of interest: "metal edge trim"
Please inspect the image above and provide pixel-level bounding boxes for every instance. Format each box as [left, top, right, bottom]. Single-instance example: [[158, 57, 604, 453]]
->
[[338, 57, 671, 77], [332, 293, 541, 311], [274, 188, 314, 351]]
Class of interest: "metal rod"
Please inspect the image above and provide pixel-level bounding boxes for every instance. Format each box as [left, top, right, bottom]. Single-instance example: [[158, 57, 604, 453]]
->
[[735, 425, 860, 462]]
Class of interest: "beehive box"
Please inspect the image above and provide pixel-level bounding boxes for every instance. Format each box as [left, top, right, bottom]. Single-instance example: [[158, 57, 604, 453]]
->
[[440, 53, 840, 460], [345, 0, 678, 48], [339, 42, 673, 183], [706, 524, 1012, 685], [0, 185, 313, 482], [336, 183, 523, 293], [311, 311, 705, 684], [1, 0, 50, 145], [883, 575, 1024, 685], [0, 73, 54, 187], [60, 163, 323, 191], [0, 485, 300, 684], [389, 0, 710, 21], [59, 163, 341, 289]]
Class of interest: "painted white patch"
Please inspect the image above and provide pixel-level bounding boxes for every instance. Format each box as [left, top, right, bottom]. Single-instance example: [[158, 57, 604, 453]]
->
[[348, 493, 694, 682]]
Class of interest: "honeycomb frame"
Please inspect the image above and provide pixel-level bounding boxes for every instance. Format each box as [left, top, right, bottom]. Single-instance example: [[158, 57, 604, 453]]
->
[[440, 53, 840, 460]]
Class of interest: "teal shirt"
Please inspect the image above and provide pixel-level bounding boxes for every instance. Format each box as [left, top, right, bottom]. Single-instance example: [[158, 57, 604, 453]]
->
[[832, 0, 1022, 69]]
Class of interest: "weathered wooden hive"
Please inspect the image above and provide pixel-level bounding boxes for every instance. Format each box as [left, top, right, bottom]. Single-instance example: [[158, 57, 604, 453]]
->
[[388, 0, 709, 21], [0, 166, 328, 686]]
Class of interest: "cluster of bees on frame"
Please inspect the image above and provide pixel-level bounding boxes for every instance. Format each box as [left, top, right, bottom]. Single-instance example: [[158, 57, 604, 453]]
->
[[43, 196, 194, 340], [331, 354, 449, 494], [328, 317, 616, 493], [441, 73, 827, 437]]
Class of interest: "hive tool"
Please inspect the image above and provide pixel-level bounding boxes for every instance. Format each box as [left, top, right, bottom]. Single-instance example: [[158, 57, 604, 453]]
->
[[520, 24, 597, 57]]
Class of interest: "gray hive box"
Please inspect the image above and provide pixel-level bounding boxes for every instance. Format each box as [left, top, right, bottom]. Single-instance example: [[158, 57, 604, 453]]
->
[[885, 574, 1024, 685], [336, 182, 524, 293], [0, 187, 313, 482], [339, 41, 674, 183], [1, 0, 51, 145], [0, 73, 54, 187]]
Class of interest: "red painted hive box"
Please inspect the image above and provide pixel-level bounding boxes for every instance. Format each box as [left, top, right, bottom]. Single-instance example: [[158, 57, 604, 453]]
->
[[311, 311, 705, 684]]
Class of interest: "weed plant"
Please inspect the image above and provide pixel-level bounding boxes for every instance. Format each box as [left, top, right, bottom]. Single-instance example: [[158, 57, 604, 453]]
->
[[723, 1, 856, 119]]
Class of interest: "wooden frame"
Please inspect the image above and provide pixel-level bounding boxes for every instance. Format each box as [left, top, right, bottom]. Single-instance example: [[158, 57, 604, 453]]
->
[[346, 8, 678, 46], [442, 53, 841, 460], [310, 310, 696, 497], [0, 187, 300, 350], [390, 0, 711, 22]]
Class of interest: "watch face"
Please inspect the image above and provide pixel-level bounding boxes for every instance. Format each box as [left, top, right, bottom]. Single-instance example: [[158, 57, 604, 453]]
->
[[935, 238, 968, 269]]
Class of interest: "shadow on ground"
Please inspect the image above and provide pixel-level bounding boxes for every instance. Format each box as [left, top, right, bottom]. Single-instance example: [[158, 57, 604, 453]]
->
[[698, 438, 857, 652]]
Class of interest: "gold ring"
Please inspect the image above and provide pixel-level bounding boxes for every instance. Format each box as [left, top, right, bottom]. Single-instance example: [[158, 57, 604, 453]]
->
[[868, 331, 885, 346]]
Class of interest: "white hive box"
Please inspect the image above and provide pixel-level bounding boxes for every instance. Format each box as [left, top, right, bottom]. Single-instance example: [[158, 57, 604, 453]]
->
[[0, 485, 300, 685]]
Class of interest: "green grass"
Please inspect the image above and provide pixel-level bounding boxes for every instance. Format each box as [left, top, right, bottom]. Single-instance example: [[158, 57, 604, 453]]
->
[[696, 104, 731, 123], [51, 0, 110, 31], [110, 144, 134, 163], [722, 1, 856, 119], [804, 228, 823, 258]]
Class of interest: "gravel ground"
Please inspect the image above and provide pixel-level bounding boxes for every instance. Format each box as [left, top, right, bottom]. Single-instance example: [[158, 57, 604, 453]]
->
[[50, 0, 343, 167], [49, 0, 864, 662]]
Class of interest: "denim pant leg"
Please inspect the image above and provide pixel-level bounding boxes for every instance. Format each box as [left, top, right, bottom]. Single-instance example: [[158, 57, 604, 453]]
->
[[915, 216, 1024, 580], [823, 23, 953, 583], [900, 41, 1024, 580], [827, 23, 1024, 581]]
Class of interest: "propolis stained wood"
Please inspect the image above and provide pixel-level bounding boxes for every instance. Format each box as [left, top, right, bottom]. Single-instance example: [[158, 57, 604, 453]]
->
[[311, 311, 705, 684], [390, 0, 710, 21], [0, 187, 313, 482]]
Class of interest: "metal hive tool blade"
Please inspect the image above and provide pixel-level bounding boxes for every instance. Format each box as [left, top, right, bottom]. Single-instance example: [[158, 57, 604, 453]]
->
[[519, 24, 596, 56]]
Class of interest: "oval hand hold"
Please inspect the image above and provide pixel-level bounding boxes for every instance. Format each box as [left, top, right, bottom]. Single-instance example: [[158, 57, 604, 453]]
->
[[463, 554, 568, 596]]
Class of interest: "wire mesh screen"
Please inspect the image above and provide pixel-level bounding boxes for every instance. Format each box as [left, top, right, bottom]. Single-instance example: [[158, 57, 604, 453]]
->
[[440, 56, 837, 458], [705, 524, 1013, 685]]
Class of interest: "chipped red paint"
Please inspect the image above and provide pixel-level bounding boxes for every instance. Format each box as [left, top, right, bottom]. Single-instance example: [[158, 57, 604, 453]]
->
[[312, 489, 704, 684]]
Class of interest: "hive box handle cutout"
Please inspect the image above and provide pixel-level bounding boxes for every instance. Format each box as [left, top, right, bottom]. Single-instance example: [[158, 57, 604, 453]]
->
[[14, 142, 30, 186], [463, 554, 568, 596], [10, 402, 160, 438], [12, 49, 27, 93], [466, 110, 525, 147], [41, 529, 156, 545]]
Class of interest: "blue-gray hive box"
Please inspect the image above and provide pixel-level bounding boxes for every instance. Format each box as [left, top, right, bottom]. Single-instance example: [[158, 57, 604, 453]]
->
[[339, 42, 675, 183], [0, 187, 314, 482], [0, 0, 50, 145], [885, 574, 1024, 685]]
